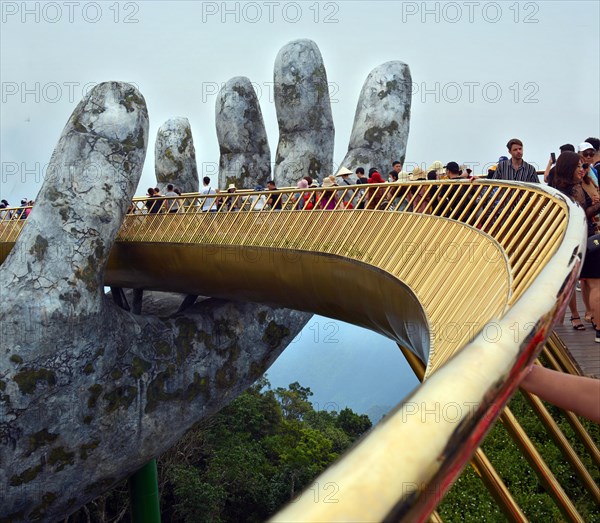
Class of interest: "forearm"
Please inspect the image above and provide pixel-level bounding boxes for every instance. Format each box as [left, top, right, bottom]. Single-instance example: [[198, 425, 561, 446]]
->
[[544, 160, 552, 182], [520, 365, 600, 422]]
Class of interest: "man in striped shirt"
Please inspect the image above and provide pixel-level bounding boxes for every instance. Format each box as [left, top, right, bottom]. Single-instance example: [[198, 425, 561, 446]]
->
[[493, 138, 539, 183]]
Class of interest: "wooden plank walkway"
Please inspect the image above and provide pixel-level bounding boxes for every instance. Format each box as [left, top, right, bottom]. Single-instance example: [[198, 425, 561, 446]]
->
[[552, 289, 599, 378]]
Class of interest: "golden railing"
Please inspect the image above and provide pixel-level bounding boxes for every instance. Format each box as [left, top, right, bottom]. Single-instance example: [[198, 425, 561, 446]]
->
[[0, 180, 593, 521], [120, 180, 563, 377]]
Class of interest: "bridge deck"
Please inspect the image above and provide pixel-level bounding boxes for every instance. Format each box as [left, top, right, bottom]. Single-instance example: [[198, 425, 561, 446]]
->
[[554, 291, 600, 378]]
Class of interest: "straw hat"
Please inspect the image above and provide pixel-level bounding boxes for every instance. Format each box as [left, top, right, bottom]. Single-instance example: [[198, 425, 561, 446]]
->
[[335, 166, 353, 177], [227, 183, 236, 191], [409, 166, 427, 181], [428, 161, 445, 177], [321, 175, 338, 188]]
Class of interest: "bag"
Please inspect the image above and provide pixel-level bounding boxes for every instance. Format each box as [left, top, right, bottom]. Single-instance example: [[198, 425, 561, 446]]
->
[[587, 233, 600, 253]]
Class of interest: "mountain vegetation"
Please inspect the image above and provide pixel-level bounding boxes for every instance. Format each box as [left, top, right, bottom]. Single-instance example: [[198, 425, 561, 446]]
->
[[66, 379, 599, 522]]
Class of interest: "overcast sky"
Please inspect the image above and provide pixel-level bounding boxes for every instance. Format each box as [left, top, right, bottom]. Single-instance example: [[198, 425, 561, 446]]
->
[[2, 0, 599, 203]]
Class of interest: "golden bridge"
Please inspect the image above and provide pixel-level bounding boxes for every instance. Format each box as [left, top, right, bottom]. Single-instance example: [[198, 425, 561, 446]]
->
[[0, 179, 597, 522]]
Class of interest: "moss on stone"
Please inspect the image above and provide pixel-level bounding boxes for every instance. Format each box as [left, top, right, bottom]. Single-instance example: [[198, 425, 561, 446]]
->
[[164, 147, 184, 173], [183, 372, 209, 402], [29, 235, 48, 261], [378, 79, 398, 99], [87, 384, 103, 408], [313, 63, 328, 99], [10, 463, 43, 486], [104, 385, 137, 413], [83, 415, 93, 425], [262, 321, 290, 349], [110, 368, 123, 380], [281, 83, 301, 105], [308, 157, 322, 177], [131, 356, 152, 379], [83, 363, 94, 375], [48, 446, 75, 471], [155, 341, 172, 357], [73, 119, 88, 133], [175, 317, 198, 363], [178, 125, 193, 155], [145, 366, 209, 413], [74, 254, 99, 294], [14, 368, 56, 395], [59, 207, 69, 223], [27, 429, 58, 456], [95, 347, 105, 358], [363, 121, 399, 146], [145, 365, 175, 413], [79, 439, 100, 460], [9, 355, 23, 364], [249, 360, 268, 383], [0, 380, 5, 391], [196, 330, 216, 350], [257, 311, 267, 325], [121, 90, 144, 113], [215, 341, 242, 390], [28, 492, 58, 520]]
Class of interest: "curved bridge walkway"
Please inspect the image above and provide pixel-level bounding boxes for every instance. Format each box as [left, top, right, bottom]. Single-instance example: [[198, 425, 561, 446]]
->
[[1, 180, 597, 522]]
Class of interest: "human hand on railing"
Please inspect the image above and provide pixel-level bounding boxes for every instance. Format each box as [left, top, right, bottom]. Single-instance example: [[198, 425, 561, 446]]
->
[[0, 82, 310, 522]]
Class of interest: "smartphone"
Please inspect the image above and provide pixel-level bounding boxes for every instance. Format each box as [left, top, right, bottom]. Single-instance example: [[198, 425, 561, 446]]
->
[[550, 152, 556, 164]]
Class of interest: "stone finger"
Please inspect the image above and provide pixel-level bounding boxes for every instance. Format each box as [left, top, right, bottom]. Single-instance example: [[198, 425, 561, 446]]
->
[[155, 117, 199, 193], [1, 82, 148, 316], [216, 76, 271, 190], [274, 39, 334, 187], [341, 61, 412, 173]]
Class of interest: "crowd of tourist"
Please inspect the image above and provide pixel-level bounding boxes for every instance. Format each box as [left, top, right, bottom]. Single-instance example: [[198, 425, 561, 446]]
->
[[0, 198, 35, 220]]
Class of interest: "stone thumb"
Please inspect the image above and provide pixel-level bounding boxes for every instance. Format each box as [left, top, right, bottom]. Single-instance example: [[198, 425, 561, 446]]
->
[[3, 82, 148, 313]]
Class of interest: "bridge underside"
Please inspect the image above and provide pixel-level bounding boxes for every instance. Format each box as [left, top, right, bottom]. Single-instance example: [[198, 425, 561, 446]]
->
[[107, 243, 432, 363]]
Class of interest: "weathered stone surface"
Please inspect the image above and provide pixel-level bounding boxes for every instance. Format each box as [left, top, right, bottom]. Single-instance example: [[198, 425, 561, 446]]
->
[[154, 117, 199, 193], [0, 83, 310, 522], [341, 61, 412, 175], [274, 39, 334, 187], [216, 76, 271, 190]]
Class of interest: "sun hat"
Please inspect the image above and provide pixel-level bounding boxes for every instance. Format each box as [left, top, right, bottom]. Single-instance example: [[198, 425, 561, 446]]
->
[[409, 166, 427, 181], [335, 166, 353, 177], [321, 175, 338, 188], [427, 160, 445, 177]]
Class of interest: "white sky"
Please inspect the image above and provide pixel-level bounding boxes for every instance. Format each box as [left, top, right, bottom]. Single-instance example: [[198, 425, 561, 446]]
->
[[1, 0, 599, 203]]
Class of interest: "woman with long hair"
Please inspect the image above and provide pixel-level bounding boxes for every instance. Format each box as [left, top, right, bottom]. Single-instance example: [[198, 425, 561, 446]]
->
[[553, 152, 600, 342]]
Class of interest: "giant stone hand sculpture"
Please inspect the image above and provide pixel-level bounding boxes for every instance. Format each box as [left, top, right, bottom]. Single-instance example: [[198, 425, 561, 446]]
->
[[0, 82, 310, 522], [0, 39, 412, 522]]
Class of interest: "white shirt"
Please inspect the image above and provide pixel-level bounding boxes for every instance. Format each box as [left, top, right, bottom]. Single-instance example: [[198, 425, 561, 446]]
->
[[201, 186, 217, 211]]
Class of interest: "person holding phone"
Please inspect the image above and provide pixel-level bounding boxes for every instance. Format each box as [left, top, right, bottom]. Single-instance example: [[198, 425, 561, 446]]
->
[[544, 144, 576, 184]]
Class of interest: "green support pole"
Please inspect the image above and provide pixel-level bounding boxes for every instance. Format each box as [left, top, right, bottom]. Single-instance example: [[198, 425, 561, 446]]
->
[[129, 459, 161, 523]]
